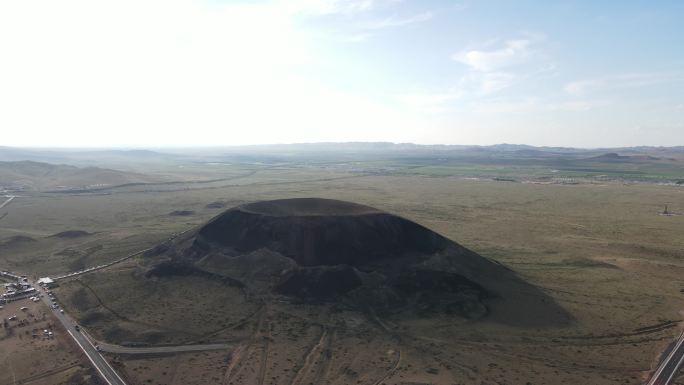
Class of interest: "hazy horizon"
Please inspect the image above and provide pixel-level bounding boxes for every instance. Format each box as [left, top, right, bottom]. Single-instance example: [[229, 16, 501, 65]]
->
[[2, 140, 684, 151], [2, 140, 684, 152]]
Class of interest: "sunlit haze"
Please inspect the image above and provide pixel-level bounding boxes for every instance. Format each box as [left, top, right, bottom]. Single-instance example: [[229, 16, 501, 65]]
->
[[1, 0, 682, 148]]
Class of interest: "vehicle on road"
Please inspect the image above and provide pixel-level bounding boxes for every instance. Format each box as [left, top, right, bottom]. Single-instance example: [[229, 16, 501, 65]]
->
[[60, 309, 64, 313], [20, 306, 28, 311], [74, 325, 80, 331], [8, 315, 16, 320]]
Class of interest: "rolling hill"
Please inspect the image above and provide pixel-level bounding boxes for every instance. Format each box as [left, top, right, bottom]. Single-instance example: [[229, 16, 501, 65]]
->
[[0, 160, 158, 191]]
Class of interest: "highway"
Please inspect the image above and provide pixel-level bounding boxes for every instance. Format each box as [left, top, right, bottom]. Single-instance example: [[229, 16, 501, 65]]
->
[[33, 280, 128, 385], [647, 330, 684, 385], [30, 275, 231, 384], [1, 229, 195, 385]]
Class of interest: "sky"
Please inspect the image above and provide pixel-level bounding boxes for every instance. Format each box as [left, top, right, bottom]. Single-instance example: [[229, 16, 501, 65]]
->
[[0, 0, 683, 148]]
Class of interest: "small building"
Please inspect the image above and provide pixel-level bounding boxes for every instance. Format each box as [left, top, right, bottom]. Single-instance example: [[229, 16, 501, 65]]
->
[[37, 277, 56, 288]]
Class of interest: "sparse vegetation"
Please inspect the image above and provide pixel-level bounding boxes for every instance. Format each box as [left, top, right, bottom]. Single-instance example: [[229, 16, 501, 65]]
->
[[1, 146, 683, 385]]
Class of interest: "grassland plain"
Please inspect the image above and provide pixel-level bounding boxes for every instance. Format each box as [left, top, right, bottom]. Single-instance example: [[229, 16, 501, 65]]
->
[[1, 163, 684, 385]]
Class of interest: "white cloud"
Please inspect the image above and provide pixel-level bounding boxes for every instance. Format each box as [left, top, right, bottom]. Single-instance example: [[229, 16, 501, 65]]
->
[[360, 11, 433, 30], [479, 72, 517, 94], [563, 80, 592, 95], [564, 73, 684, 95], [450, 36, 546, 95], [453, 39, 533, 72], [472, 98, 610, 114], [340, 33, 372, 42], [336, 10, 433, 42], [280, 0, 378, 16], [285, 1, 432, 43]]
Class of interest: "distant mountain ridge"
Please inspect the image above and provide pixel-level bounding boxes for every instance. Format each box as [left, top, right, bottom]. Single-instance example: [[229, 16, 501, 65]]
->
[[1, 143, 683, 169], [0, 147, 183, 167], [0, 160, 157, 191]]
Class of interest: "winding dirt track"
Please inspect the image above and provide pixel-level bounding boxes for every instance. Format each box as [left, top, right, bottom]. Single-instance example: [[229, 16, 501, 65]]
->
[[222, 305, 270, 385], [289, 327, 329, 385], [371, 348, 402, 385], [256, 307, 271, 385]]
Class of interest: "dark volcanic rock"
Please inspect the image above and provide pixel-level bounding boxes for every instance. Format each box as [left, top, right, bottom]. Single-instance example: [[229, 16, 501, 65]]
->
[[146, 260, 244, 288], [193, 198, 447, 266], [155, 197, 572, 326], [274, 265, 363, 300]]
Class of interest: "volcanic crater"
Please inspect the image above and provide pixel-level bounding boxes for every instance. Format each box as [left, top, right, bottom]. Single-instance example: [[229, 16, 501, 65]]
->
[[154, 198, 570, 325], [193, 198, 448, 267]]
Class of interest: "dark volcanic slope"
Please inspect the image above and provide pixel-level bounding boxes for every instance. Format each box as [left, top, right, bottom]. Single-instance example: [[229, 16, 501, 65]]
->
[[166, 198, 571, 326], [241, 198, 381, 216], [194, 198, 448, 266]]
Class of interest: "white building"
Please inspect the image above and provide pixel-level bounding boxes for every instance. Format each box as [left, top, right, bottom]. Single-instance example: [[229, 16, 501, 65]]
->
[[37, 277, 56, 288]]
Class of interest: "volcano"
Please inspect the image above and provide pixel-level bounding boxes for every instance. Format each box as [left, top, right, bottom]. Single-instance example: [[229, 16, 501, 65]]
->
[[192, 198, 448, 266], [154, 198, 570, 326]]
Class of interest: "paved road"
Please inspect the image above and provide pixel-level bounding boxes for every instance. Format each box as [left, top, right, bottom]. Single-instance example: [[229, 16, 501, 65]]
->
[[79, 329, 233, 355], [647, 330, 684, 385], [0, 195, 15, 209], [33, 281, 128, 385], [97, 341, 232, 355], [54, 228, 192, 281]]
